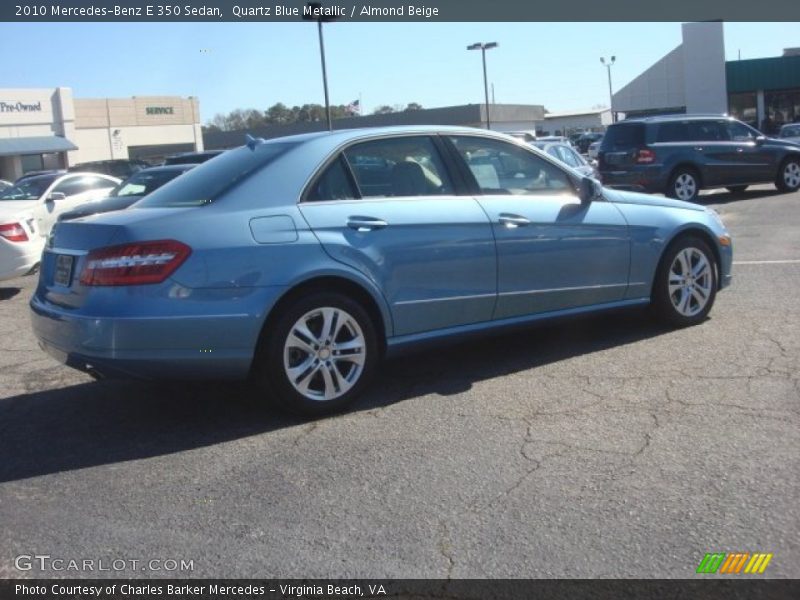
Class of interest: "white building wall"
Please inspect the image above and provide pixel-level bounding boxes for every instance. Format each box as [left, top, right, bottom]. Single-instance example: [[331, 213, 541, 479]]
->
[[544, 110, 611, 133], [71, 123, 201, 164], [681, 22, 727, 114], [613, 46, 686, 113]]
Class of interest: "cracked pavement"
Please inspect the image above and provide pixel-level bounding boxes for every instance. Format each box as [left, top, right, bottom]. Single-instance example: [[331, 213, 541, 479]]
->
[[0, 185, 798, 579]]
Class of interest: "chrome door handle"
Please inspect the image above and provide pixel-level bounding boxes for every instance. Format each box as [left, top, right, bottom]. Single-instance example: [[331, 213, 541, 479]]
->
[[498, 214, 531, 228], [694, 147, 704, 152], [347, 217, 388, 231]]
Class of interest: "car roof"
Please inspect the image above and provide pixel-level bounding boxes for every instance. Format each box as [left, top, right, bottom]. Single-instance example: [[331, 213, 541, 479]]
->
[[236, 125, 528, 149], [617, 114, 736, 125], [135, 164, 197, 173]]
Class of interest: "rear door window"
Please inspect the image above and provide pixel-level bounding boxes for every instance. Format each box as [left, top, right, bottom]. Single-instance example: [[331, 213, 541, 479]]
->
[[343, 136, 453, 198], [656, 122, 690, 142]]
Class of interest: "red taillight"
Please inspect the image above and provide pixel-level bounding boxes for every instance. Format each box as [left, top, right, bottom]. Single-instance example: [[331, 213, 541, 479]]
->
[[636, 148, 656, 164], [0, 222, 29, 243], [79, 240, 191, 286]]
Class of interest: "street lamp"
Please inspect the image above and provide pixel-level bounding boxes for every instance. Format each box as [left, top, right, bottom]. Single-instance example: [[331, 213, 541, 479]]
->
[[600, 56, 616, 123], [303, 3, 340, 131], [467, 42, 498, 129]]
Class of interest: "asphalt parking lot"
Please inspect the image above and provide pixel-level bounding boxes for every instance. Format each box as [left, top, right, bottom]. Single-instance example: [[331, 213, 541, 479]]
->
[[0, 185, 798, 579]]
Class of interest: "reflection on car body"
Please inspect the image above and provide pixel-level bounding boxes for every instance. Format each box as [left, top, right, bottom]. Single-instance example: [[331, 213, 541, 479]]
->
[[31, 126, 732, 416]]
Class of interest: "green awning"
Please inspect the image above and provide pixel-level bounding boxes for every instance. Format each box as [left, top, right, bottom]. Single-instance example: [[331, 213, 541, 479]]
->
[[0, 136, 78, 157]]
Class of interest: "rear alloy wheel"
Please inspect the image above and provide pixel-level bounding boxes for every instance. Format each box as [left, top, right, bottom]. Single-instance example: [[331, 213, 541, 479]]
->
[[257, 292, 378, 416], [776, 158, 800, 193], [726, 185, 748, 194], [652, 236, 717, 327], [667, 169, 700, 202]]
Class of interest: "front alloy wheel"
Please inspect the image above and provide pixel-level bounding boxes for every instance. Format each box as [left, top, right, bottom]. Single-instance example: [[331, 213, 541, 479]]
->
[[667, 247, 713, 318], [257, 292, 378, 416], [653, 236, 717, 327], [777, 159, 800, 193]]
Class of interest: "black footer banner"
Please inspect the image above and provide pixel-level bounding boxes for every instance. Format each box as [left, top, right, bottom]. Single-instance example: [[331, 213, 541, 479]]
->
[[1, 579, 798, 600]]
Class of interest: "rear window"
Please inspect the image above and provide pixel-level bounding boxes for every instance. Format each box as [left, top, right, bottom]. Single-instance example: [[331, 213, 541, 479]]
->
[[601, 124, 646, 150], [136, 142, 297, 208]]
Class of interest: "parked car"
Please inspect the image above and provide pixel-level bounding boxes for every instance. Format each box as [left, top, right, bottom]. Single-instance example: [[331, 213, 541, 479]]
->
[[15, 169, 66, 184], [588, 136, 604, 160], [58, 165, 197, 222], [575, 132, 604, 154], [530, 141, 596, 178], [598, 115, 800, 202], [31, 126, 732, 416], [163, 150, 226, 165], [537, 136, 574, 147], [0, 172, 119, 281], [778, 123, 800, 144], [504, 131, 537, 143], [69, 159, 151, 180]]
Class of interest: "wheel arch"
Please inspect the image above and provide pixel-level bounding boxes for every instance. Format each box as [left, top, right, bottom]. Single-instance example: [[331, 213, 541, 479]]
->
[[253, 273, 392, 369], [655, 226, 723, 294]]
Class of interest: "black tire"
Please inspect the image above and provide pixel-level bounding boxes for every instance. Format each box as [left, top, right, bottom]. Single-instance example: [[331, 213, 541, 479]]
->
[[652, 235, 718, 327], [775, 157, 800, 193], [726, 185, 748, 194], [254, 292, 378, 417], [666, 168, 701, 203]]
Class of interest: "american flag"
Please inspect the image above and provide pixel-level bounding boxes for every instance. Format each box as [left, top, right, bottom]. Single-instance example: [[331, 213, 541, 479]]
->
[[346, 99, 360, 116]]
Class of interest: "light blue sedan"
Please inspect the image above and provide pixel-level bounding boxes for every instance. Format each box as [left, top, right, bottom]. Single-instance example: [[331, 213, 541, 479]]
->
[[31, 126, 733, 415]]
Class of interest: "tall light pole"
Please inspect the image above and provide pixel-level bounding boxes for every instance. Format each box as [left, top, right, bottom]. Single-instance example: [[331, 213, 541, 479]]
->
[[304, 3, 339, 131], [467, 42, 498, 129], [600, 55, 616, 123]]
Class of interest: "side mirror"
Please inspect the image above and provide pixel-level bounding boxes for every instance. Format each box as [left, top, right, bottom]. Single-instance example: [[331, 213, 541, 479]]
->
[[755, 135, 767, 146], [46, 192, 66, 203], [579, 177, 600, 204]]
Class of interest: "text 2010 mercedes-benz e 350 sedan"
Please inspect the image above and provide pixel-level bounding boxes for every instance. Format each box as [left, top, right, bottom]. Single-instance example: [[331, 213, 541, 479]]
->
[[31, 126, 732, 415]]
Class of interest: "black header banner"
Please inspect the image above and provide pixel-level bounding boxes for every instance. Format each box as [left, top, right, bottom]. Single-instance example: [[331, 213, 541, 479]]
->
[[4, 0, 800, 22], [1, 580, 798, 600]]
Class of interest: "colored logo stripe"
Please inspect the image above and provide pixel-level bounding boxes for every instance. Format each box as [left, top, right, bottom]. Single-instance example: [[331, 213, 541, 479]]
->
[[744, 553, 773, 574], [697, 553, 726, 573], [697, 552, 773, 574]]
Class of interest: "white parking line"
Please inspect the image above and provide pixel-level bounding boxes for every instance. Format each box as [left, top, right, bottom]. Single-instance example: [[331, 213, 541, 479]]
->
[[733, 259, 800, 265]]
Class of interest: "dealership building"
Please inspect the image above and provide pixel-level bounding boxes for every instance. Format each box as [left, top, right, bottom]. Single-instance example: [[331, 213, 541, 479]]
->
[[0, 88, 203, 181], [612, 22, 800, 134]]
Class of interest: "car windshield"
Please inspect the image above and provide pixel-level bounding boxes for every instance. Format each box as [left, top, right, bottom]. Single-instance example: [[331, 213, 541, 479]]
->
[[111, 169, 189, 198], [136, 141, 298, 208], [0, 175, 56, 201]]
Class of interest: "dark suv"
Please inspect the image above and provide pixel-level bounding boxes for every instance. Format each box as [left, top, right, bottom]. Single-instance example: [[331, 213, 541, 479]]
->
[[598, 115, 800, 202]]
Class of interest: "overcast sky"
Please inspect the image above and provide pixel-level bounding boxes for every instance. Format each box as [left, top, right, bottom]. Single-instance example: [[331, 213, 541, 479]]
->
[[2, 22, 797, 122]]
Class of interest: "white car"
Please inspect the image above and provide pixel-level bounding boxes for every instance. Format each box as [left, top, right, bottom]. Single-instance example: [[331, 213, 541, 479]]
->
[[0, 172, 119, 282]]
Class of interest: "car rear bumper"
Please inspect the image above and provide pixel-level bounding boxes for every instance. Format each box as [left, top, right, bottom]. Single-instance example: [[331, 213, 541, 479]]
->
[[0, 238, 44, 282], [599, 166, 667, 193], [30, 287, 285, 380]]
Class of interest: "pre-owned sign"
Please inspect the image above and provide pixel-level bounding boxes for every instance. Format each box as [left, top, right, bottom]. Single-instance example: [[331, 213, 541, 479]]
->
[[0, 101, 43, 113]]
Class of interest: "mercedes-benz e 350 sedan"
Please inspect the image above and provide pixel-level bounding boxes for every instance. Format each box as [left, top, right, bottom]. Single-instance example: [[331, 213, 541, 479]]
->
[[31, 127, 733, 415]]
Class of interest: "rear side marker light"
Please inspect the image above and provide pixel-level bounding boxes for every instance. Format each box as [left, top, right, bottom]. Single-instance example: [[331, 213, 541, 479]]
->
[[636, 149, 656, 164], [79, 240, 191, 286], [0, 222, 29, 243]]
